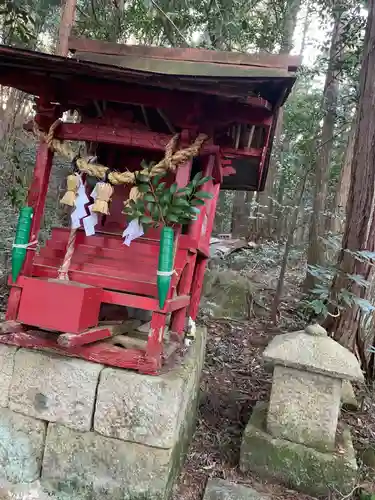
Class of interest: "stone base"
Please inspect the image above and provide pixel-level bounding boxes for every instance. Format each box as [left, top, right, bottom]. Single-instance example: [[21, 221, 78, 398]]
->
[[203, 479, 267, 499], [240, 402, 358, 497], [0, 328, 207, 500]]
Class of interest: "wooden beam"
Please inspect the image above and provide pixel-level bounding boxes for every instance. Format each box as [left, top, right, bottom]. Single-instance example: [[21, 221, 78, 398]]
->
[[47, 123, 219, 154], [68, 37, 302, 72], [0, 330, 157, 373], [57, 320, 142, 348]]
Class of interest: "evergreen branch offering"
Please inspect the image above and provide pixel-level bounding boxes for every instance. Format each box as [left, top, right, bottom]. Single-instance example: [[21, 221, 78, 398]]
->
[[123, 163, 213, 229]]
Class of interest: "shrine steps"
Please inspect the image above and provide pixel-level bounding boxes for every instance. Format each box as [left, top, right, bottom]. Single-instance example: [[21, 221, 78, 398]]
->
[[31, 227, 194, 299]]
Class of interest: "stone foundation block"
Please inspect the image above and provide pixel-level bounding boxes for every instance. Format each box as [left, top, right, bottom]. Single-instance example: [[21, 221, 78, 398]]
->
[[341, 380, 358, 410], [240, 402, 358, 497], [9, 350, 103, 432], [203, 479, 268, 499], [94, 327, 206, 448], [42, 423, 173, 500], [0, 345, 18, 408], [0, 479, 52, 500], [0, 408, 46, 483], [41, 328, 207, 500]]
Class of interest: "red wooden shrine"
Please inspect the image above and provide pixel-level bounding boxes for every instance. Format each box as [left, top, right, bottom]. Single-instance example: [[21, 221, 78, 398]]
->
[[0, 38, 299, 374]]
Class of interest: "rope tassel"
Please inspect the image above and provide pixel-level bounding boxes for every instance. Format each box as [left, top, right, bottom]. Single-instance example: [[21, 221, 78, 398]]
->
[[91, 182, 113, 215], [60, 174, 81, 207]]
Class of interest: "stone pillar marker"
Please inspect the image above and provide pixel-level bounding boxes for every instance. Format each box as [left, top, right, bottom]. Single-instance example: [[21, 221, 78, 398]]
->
[[240, 324, 365, 497], [263, 324, 364, 452]]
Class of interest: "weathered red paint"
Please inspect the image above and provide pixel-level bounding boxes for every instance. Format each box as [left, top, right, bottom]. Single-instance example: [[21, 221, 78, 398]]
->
[[0, 40, 296, 373], [17, 277, 102, 334]]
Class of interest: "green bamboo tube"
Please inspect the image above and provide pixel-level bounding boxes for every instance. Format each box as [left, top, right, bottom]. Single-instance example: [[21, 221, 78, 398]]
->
[[12, 206, 33, 282], [157, 226, 174, 309]]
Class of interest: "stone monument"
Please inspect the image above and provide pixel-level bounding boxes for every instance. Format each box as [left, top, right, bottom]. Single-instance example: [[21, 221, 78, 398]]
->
[[240, 324, 364, 497]]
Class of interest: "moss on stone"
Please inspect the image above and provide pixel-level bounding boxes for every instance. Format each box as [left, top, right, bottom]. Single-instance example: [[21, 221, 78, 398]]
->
[[202, 270, 255, 318], [240, 402, 358, 497]]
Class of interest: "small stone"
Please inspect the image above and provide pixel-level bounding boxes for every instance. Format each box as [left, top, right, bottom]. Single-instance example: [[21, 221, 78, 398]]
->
[[0, 408, 46, 483], [360, 446, 375, 469], [305, 324, 327, 337], [263, 331, 364, 382], [267, 365, 342, 451], [341, 380, 358, 410], [203, 479, 268, 499], [9, 349, 103, 432], [0, 345, 18, 408]]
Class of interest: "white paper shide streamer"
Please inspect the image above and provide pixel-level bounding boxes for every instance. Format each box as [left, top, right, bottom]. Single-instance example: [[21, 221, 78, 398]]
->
[[123, 219, 144, 246], [70, 175, 89, 230], [83, 185, 99, 236]]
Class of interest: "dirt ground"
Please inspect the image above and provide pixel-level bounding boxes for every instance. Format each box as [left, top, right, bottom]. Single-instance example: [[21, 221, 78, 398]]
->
[[172, 316, 375, 500]]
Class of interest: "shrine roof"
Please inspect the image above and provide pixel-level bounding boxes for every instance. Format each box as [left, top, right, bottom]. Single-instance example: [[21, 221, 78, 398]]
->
[[0, 38, 300, 107]]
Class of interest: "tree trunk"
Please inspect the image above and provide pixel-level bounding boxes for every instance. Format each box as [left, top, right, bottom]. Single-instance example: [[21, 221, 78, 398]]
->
[[326, 0, 375, 378], [231, 191, 247, 237], [304, 5, 343, 292], [271, 169, 309, 323], [330, 117, 356, 234], [56, 0, 76, 57], [256, 0, 302, 239]]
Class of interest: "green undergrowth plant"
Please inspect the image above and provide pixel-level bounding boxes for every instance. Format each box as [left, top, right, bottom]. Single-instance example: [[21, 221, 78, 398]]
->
[[300, 235, 375, 322]]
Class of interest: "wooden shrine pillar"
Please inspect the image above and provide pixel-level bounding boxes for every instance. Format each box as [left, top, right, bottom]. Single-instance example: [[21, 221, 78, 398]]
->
[[6, 140, 54, 320]]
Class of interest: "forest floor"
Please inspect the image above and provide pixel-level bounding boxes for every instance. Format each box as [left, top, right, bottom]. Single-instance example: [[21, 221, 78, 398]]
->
[[172, 247, 375, 500], [172, 314, 375, 500]]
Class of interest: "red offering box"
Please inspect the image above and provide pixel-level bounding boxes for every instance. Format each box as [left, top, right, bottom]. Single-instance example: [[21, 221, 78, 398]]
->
[[17, 278, 102, 334]]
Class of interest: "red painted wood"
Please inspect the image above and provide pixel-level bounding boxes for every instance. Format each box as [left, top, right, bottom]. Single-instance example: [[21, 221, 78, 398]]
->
[[0, 321, 24, 334], [5, 290, 22, 322], [25, 141, 55, 274], [49, 227, 196, 252], [52, 123, 218, 155], [143, 312, 167, 373], [188, 154, 215, 245], [33, 255, 159, 281], [9, 277, 190, 314], [170, 254, 197, 336], [166, 294, 191, 312], [23, 76, 273, 128], [101, 290, 159, 310], [57, 327, 112, 347], [212, 152, 222, 184], [0, 330, 158, 373], [6, 140, 54, 321], [17, 278, 102, 334], [31, 264, 160, 297], [257, 123, 273, 189], [32, 250, 187, 291], [189, 256, 208, 321], [101, 289, 190, 312], [40, 245, 158, 265], [198, 183, 220, 256]]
